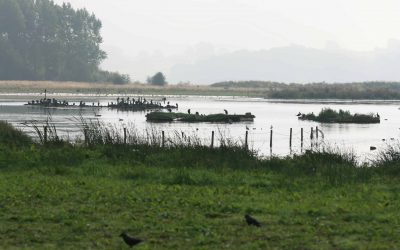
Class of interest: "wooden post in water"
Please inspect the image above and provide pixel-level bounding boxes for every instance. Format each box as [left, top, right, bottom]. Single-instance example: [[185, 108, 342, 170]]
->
[[44, 126, 48, 144], [301, 128, 304, 151], [162, 131, 165, 148], [211, 131, 215, 148], [310, 127, 314, 148], [245, 131, 249, 150], [316, 126, 319, 140], [289, 128, 293, 149], [124, 128, 127, 145], [270, 127, 273, 149]]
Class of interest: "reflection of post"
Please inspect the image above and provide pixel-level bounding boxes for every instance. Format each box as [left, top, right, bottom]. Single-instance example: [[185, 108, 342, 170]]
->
[[316, 126, 319, 140], [245, 131, 248, 150], [211, 131, 214, 148], [289, 128, 293, 152], [162, 131, 165, 148]]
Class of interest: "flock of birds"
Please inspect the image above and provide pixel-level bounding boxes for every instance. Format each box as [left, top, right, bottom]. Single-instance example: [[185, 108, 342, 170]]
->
[[119, 214, 261, 247]]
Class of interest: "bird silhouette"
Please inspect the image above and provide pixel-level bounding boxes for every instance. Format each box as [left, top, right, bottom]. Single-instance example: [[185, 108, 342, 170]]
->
[[187, 109, 191, 114], [120, 233, 142, 247], [224, 109, 228, 115], [246, 126, 249, 130], [245, 214, 261, 227]]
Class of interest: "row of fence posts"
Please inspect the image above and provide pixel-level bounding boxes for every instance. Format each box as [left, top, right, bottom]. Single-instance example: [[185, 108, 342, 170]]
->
[[47, 126, 322, 151]]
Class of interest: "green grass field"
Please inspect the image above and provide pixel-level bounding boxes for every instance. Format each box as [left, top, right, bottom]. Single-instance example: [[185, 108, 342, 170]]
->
[[1, 122, 400, 249]]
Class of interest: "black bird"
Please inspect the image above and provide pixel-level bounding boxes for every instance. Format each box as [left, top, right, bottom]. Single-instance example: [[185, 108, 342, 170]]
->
[[120, 233, 142, 247], [296, 112, 302, 117], [224, 109, 228, 115], [188, 109, 191, 114], [245, 214, 261, 227], [168, 108, 172, 113]]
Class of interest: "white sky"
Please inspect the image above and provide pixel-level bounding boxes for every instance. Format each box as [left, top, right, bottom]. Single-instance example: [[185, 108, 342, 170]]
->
[[53, 0, 400, 82]]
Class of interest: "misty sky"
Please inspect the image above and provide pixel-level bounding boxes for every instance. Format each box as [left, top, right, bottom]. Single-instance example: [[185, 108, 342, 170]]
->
[[54, 0, 400, 84]]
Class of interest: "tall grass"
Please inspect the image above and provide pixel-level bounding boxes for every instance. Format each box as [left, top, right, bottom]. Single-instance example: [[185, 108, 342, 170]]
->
[[0, 121, 32, 146], [370, 143, 400, 175], [4, 118, 400, 185]]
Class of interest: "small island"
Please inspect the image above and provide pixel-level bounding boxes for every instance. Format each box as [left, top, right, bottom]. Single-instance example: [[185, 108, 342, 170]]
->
[[26, 96, 177, 112], [298, 108, 380, 124], [108, 97, 177, 111], [146, 112, 255, 123]]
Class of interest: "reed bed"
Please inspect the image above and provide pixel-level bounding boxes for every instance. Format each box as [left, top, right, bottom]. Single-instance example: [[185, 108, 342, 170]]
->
[[2, 118, 400, 185]]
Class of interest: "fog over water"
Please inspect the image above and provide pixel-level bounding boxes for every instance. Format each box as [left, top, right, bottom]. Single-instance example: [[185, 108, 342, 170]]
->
[[53, 0, 400, 84]]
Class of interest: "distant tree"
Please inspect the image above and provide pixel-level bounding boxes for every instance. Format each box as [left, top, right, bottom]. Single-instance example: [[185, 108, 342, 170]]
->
[[0, 0, 129, 84], [148, 72, 167, 86]]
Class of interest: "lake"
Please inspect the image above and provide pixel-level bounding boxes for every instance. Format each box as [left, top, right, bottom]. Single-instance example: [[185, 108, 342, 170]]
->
[[1, 93, 400, 161]]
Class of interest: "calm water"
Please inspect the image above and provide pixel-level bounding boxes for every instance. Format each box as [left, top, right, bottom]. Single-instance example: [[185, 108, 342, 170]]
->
[[1, 93, 400, 161]]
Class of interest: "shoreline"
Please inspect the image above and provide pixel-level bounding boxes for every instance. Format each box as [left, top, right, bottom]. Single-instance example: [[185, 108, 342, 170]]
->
[[1, 92, 400, 105]]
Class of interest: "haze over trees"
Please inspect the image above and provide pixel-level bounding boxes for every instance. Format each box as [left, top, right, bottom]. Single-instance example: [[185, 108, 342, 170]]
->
[[0, 0, 129, 84], [147, 72, 167, 86], [169, 43, 400, 84]]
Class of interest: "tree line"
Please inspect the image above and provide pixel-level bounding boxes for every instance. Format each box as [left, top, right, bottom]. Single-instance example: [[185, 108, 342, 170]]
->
[[0, 0, 129, 84], [212, 81, 400, 99]]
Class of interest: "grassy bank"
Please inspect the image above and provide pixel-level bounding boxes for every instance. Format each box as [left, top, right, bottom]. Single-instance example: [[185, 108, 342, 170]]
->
[[299, 108, 380, 124], [1, 122, 400, 249], [4, 80, 400, 100], [0, 81, 262, 97], [214, 81, 400, 100]]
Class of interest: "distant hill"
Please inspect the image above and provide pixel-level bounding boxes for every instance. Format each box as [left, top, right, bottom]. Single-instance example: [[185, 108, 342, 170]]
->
[[169, 43, 400, 84]]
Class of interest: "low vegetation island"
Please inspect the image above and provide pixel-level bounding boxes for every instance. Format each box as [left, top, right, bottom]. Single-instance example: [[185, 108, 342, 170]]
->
[[298, 108, 381, 124], [146, 111, 255, 123]]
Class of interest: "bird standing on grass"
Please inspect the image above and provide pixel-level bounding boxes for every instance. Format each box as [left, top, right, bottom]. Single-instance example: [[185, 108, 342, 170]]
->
[[224, 109, 228, 115], [245, 214, 261, 227], [120, 232, 142, 247]]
